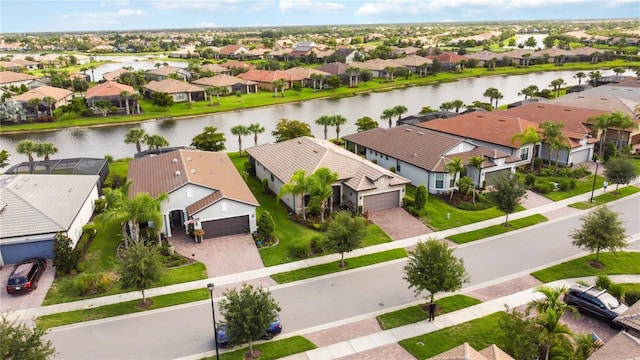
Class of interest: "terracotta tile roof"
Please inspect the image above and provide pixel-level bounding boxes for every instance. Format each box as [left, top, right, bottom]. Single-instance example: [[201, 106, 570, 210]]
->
[[343, 125, 513, 173], [588, 331, 640, 360], [283, 67, 331, 78], [186, 191, 223, 215], [349, 59, 397, 71], [219, 45, 248, 55], [144, 79, 204, 94], [315, 62, 349, 75], [614, 300, 640, 333], [12, 85, 72, 102], [200, 63, 229, 73], [550, 94, 638, 118], [609, 77, 640, 88], [0, 70, 38, 85], [418, 112, 540, 149], [430, 52, 469, 63], [222, 60, 255, 70], [102, 68, 130, 81], [479, 345, 515, 360], [464, 50, 501, 61], [502, 102, 604, 138], [237, 69, 302, 83], [431, 342, 488, 360], [245, 137, 409, 191], [146, 66, 186, 76], [127, 149, 258, 207], [192, 74, 257, 87], [9, 58, 38, 67], [85, 80, 135, 99], [392, 55, 432, 67]]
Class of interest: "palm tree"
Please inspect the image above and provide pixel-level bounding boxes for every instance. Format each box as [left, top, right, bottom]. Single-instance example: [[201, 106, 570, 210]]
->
[[119, 91, 131, 115], [549, 78, 566, 98], [131, 93, 142, 114], [231, 124, 250, 155], [511, 126, 541, 172], [451, 99, 465, 113], [278, 169, 310, 221], [444, 157, 464, 199], [308, 167, 339, 222], [144, 134, 169, 150], [124, 127, 147, 153], [381, 108, 395, 128], [35, 142, 58, 161], [331, 115, 348, 140], [467, 156, 484, 203], [392, 105, 408, 124], [16, 139, 37, 162], [88, 65, 96, 82], [518, 85, 539, 99], [573, 71, 586, 85], [587, 70, 602, 86], [610, 112, 638, 152], [540, 121, 564, 167], [205, 86, 216, 105], [346, 66, 360, 87], [483, 87, 500, 109], [535, 308, 576, 360], [526, 285, 578, 318], [247, 123, 265, 147], [27, 97, 41, 118], [589, 113, 615, 154], [42, 96, 55, 116], [315, 115, 333, 140]]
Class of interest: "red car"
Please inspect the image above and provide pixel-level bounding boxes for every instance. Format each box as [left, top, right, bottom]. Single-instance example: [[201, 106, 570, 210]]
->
[[6, 257, 47, 294]]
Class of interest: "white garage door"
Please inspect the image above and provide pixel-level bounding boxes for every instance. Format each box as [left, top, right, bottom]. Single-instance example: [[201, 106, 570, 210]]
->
[[362, 191, 400, 212], [571, 149, 590, 165]]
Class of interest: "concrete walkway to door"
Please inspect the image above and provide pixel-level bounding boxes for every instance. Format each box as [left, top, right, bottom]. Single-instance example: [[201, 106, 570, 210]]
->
[[367, 208, 432, 240]]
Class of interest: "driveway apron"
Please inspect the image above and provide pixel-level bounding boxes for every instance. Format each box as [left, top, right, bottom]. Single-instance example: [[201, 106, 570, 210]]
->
[[367, 208, 432, 240]]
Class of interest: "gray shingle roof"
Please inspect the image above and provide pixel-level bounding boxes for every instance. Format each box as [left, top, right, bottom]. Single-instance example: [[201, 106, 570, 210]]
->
[[245, 137, 410, 190], [0, 174, 99, 239]]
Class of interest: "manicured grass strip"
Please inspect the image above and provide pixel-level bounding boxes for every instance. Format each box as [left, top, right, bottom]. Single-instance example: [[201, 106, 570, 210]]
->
[[377, 294, 481, 330], [158, 261, 208, 286], [399, 312, 508, 359], [568, 186, 640, 209], [531, 252, 640, 283], [447, 214, 548, 244], [211, 336, 316, 360], [270, 248, 407, 284], [36, 288, 209, 330], [541, 174, 605, 201]]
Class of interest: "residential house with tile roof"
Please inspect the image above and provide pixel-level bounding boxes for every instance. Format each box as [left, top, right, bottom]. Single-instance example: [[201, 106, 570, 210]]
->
[[192, 74, 258, 94], [12, 85, 73, 117], [428, 52, 469, 71], [315, 61, 349, 76], [0, 174, 100, 266], [146, 65, 192, 81], [200, 63, 230, 75], [613, 300, 640, 338], [144, 78, 206, 103], [102, 68, 130, 81], [219, 45, 250, 59], [283, 67, 331, 88], [349, 59, 400, 78], [392, 55, 432, 75], [588, 330, 640, 360], [127, 149, 259, 239], [430, 342, 514, 360], [246, 137, 410, 214], [501, 103, 602, 165], [343, 125, 521, 192], [85, 80, 138, 112], [237, 69, 303, 91], [0, 71, 39, 92], [331, 48, 362, 64]]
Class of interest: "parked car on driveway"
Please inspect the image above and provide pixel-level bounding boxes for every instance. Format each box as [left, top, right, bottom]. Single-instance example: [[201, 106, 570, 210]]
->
[[5, 257, 47, 294], [563, 284, 629, 324], [216, 314, 282, 347]]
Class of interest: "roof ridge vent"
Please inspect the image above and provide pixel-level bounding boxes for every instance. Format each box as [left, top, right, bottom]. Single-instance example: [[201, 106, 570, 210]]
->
[[417, 131, 424, 135], [175, 170, 181, 176], [406, 128, 413, 132], [172, 158, 178, 163], [190, 169, 196, 174]]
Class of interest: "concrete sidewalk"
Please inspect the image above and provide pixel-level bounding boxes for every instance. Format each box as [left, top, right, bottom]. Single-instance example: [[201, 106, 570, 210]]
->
[[7, 183, 640, 323]]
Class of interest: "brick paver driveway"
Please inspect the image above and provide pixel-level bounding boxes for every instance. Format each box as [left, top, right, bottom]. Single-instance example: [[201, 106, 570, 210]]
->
[[367, 207, 432, 241]]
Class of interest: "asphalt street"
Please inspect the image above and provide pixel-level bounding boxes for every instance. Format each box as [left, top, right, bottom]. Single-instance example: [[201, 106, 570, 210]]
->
[[46, 196, 640, 359]]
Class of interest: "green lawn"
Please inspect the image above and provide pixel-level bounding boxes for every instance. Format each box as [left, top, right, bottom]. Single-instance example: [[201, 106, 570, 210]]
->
[[447, 214, 548, 244], [37, 288, 210, 330], [399, 312, 508, 359], [270, 248, 406, 283], [531, 252, 640, 283], [207, 336, 317, 360], [569, 186, 640, 209], [376, 295, 481, 330]]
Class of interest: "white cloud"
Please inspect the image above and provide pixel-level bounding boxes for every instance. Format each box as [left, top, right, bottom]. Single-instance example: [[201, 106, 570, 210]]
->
[[152, 0, 239, 11], [279, 0, 345, 13], [246, 0, 276, 13], [99, 0, 130, 7], [195, 22, 217, 28], [58, 7, 146, 26]]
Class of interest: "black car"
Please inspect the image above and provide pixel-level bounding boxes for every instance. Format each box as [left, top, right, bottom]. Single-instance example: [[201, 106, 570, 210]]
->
[[563, 284, 628, 323], [6, 257, 47, 294]]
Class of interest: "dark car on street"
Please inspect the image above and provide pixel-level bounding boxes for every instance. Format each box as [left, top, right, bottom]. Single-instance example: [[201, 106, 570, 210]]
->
[[563, 284, 628, 324], [216, 314, 282, 347], [5, 257, 47, 294]]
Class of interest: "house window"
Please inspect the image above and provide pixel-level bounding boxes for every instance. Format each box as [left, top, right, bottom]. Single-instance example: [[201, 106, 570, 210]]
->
[[436, 173, 444, 189], [369, 149, 372, 154], [520, 147, 530, 161], [385, 155, 389, 160], [270, 173, 274, 182], [396, 160, 401, 172], [449, 175, 455, 187], [375, 151, 378, 156]]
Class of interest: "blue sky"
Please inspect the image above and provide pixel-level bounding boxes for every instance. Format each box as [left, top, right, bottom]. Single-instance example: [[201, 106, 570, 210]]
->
[[1, 0, 638, 34]]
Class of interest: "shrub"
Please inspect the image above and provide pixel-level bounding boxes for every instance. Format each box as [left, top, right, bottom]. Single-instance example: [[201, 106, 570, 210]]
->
[[596, 274, 612, 290], [604, 141, 617, 161], [570, 166, 591, 178], [262, 178, 269, 193], [525, 174, 536, 187], [540, 168, 554, 177], [389, 166, 396, 173], [557, 167, 571, 178], [257, 211, 275, 242], [94, 198, 107, 213], [533, 181, 554, 194], [609, 284, 624, 301], [74, 273, 98, 296], [534, 158, 543, 169], [76, 261, 86, 273], [289, 239, 311, 259], [403, 196, 414, 208], [370, 159, 377, 164], [406, 206, 422, 217], [95, 272, 117, 293], [310, 235, 325, 254], [558, 178, 576, 191], [52, 232, 80, 275], [82, 223, 97, 237], [624, 291, 640, 306]]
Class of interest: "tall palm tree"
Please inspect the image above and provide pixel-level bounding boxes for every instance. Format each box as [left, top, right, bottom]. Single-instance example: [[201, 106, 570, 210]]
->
[[467, 156, 484, 203], [392, 105, 408, 124], [535, 308, 576, 360], [88, 65, 97, 82], [589, 113, 614, 154], [381, 108, 395, 128], [308, 167, 339, 222], [549, 78, 566, 98], [444, 157, 464, 199], [573, 72, 586, 85], [119, 91, 131, 115], [35, 142, 58, 161], [278, 169, 310, 221], [518, 85, 539, 99], [331, 115, 348, 140], [451, 99, 465, 113], [16, 139, 37, 162], [611, 113, 638, 152], [205, 86, 216, 105], [483, 87, 499, 109], [587, 70, 602, 86], [144, 134, 169, 150], [42, 96, 55, 116], [346, 66, 360, 87], [124, 127, 147, 153], [131, 93, 142, 114], [540, 121, 565, 167], [511, 126, 541, 172], [230, 124, 250, 155], [315, 115, 332, 140], [247, 123, 265, 147], [526, 285, 578, 318], [27, 97, 41, 118]]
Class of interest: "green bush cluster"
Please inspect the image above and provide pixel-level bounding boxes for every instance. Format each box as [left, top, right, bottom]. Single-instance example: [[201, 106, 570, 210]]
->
[[533, 181, 555, 194], [558, 178, 577, 191], [74, 272, 116, 296], [625, 291, 640, 306], [289, 238, 311, 259], [309, 236, 325, 254]]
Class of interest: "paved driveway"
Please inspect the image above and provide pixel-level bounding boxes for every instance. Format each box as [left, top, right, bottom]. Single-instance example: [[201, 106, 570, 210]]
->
[[171, 232, 268, 278], [367, 207, 432, 241], [0, 259, 54, 313]]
